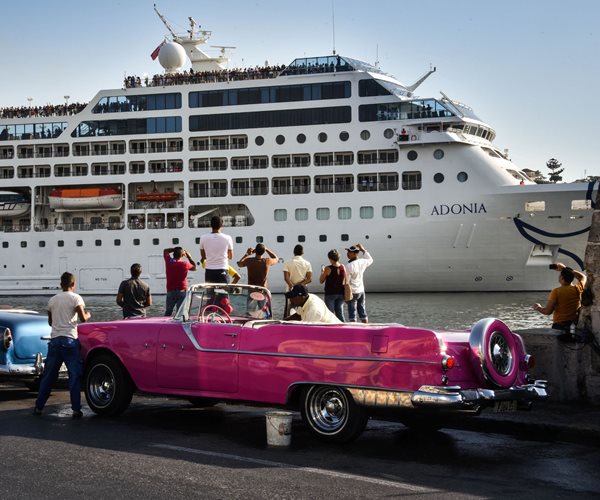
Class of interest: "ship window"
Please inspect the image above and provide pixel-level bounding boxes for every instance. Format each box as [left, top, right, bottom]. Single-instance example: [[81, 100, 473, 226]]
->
[[1, 242, 7, 248], [335, 174, 354, 192], [272, 177, 291, 195], [571, 199, 592, 210], [276, 135, 285, 145], [360, 206, 374, 219], [296, 133, 306, 144], [277, 236, 284, 243], [335, 152, 354, 165], [358, 151, 377, 164], [316, 208, 330, 220], [319, 235, 327, 242], [358, 175, 378, 192], [130, 162, 145, 174], [407, 150, 418, 161], [251, 156, 268, 169], [383, 128, 394, 139], [379, 173, 399, 191], [295, 208, 308, 221], [231, 157, 250, 170], [172, 238, 179, 245], [434, 149, 445, 160], [153, 239, 159, 245], [298, 235, 306, 242], [525, 201, 545, 212], [360, 130, 370, 140], [338, 207, 352, 220], [402, 171, 422, 190], [133, 239, 140, 246], [39, 241, 45, 248], [315, 176, 333, 194], [58, 240, 64, 247], [274, 209, 287, 221], [314, 153, 334, 166], [457, 171, 468, 183], [76, 240, 83, 247], [382, 205, 396, 218], [114, 239, 121, 246], [405, 204, 420, 217], [378, 150, 398, 163], [95, 240, 102, 247], [339, 131, 349, 141], [19, 241, 26, 248], [255, 136, 264, 146], [318, 132, 328, 143], [232, 179, 250, 196], [434, 173, 444, 183], [255, 236, 264, 244], [272, 155, 291, 168], [292, 176, 310, 194], [292, 154, 310, 167], [236, 237, 243, 244]]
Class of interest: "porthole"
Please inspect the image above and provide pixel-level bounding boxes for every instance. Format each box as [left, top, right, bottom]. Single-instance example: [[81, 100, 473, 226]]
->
[[297, 133, 306, 144], [133, 239, 140, 246], [256, 236, 264, 243], [172, 238, 179, 244], [76, 240, 83, 247], [434, 173, 445, 183], [1, 242, 7, 248], [20, 241, 27, 248], [319, 235, 327, 242], [95, 240, 102, 247], [114, 239, 121, 246], [407, 150, 418, 161], [195, 237, 201, 244], [277, 235, 284, 243], [235, 236, 243, 244], [339, 131, 349, 142], [255, 136, 264, 146], [318, 132, 328, 143], [152, 238, 159, 245], [58, 240, 64, 247], [383, 128, 394, 139], [433, 149, 445, 160], [298, 235, 306, 242], [39, 241, 45, 248], [276, 134, 285, 145], [341, 234, 349, 241], [360, 130, 370, 140], [457, 171, 469, 182]]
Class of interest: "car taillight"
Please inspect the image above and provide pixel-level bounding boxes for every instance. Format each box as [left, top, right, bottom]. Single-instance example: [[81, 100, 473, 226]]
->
[[523, 354, 535, 369], [2, 328, 12, 350], [442, 355, 455, 370]]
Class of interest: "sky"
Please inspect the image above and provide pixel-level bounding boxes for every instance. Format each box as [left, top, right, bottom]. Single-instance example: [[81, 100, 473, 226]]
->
[[1, 0, 598, 181]]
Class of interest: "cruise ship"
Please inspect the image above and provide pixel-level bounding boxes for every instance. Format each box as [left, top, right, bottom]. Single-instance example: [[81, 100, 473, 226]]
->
[[0, 9, 596, 296]]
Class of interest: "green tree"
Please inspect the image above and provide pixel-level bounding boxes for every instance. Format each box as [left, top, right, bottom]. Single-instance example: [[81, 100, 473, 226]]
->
[[546, 158, 564, 183]]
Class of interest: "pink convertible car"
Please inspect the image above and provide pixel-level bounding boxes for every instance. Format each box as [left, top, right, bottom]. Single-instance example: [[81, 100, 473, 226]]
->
[[78, 283, 547, 443]]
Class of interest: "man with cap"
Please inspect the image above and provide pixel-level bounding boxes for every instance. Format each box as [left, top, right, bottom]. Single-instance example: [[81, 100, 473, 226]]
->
[[345, 243, 373, 323], [284, 284, 342, 324]]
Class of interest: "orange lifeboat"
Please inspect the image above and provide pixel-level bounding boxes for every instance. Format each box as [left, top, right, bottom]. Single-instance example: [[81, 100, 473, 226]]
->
[[136, 191, 179, 202], [48, 187, 122, 211]]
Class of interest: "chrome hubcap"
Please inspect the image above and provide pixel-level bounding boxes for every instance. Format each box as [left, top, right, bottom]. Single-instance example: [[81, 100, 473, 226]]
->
[[307, 387, 348, 434], [88, 364, 115, 407], [489, 331, 513, 375]]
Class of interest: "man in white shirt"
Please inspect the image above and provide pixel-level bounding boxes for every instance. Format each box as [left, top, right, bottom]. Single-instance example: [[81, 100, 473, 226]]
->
[[284, 285, 342, 324], [345, 243, 374, 323], [200, 215, 234, 283], [34, 272, 91, 418], [282, 244, 312, 316]]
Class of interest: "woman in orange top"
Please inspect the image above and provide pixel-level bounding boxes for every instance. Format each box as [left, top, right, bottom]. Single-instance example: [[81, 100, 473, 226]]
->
[[533, 263, 587, 331]]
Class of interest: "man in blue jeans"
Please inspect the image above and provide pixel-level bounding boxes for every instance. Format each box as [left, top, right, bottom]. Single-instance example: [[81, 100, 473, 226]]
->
[[345, 244, 374, 323], [34, 272, 91, 418]]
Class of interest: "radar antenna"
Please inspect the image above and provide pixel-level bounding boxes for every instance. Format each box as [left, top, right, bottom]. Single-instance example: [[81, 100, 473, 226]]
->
[[211, 45, 237, 57], [154, 4, 178, 39]]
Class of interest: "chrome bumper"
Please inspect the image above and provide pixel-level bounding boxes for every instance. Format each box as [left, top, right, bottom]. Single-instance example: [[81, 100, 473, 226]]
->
[[411, 380, 548, 410]]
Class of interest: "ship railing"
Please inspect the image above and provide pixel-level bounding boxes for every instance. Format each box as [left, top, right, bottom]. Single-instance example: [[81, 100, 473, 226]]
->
[[33, 223, 125, 232], [0, 225, 30, 233]]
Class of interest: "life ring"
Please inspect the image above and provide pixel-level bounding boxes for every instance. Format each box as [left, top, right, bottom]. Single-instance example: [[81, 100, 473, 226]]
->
[[410, 134, 417, 141]]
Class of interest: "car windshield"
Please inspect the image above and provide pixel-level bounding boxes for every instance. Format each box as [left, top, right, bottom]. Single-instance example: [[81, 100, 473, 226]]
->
[[178, 284, 273, 322]]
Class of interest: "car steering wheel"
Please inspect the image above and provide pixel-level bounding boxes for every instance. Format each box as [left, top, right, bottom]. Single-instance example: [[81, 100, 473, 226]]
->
[[201, 304, 232, 324]]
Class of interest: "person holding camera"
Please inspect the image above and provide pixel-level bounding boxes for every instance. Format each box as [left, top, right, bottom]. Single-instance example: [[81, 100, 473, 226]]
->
[[237, 243, 278, 287], [533, 262, 587, 331]]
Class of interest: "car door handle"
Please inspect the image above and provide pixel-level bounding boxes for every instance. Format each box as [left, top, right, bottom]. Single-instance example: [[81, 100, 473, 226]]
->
[[224, 333, 238, 337]]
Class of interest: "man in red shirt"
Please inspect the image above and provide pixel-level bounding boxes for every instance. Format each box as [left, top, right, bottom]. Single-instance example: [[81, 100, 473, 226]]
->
[[163, 247, 197, 316]]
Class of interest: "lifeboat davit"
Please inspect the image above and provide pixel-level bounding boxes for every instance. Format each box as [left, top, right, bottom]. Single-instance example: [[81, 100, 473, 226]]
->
[[136, 191, 179, 202], [48, 187, 123, 212], [0, 191, 30, 217]]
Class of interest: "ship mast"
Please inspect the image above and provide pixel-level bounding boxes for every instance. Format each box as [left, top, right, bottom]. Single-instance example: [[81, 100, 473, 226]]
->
[[153, 4, 231, 72]]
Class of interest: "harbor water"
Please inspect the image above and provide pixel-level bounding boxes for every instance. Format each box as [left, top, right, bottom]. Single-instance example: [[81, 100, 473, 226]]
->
[[0, 291, 549, 331]]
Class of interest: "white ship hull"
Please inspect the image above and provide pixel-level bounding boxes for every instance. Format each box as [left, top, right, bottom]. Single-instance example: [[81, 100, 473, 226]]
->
[[0, 21, 596, 296]]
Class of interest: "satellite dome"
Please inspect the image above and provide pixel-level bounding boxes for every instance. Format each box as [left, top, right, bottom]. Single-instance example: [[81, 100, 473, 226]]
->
[[158, 42, 187, 72]]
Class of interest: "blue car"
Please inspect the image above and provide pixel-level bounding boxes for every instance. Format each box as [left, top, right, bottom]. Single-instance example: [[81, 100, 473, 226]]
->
[[0, 309, 52, 389]]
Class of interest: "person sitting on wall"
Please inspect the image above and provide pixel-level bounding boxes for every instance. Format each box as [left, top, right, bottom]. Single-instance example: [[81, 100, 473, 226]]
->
[[533, 262, 587, 331]]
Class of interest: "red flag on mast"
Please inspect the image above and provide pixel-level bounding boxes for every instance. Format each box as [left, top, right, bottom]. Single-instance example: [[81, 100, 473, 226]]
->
[[151, 41, 166, 60]]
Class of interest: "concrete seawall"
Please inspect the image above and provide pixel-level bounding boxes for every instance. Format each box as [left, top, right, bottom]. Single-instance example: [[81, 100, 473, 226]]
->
[[516, 328, 600, 404]]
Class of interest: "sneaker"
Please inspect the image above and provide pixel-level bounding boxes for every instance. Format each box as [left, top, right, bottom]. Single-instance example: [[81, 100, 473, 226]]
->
[[72, 410, 83, 419], [33, 407, 42, 416]]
